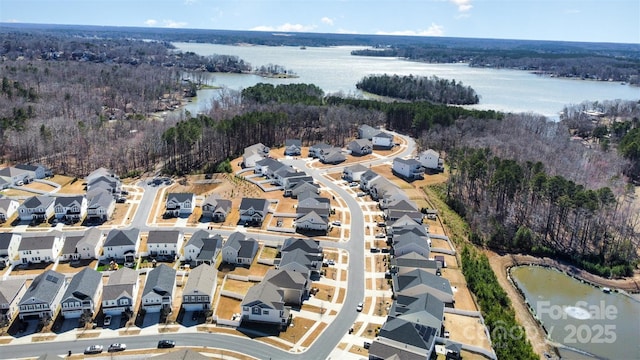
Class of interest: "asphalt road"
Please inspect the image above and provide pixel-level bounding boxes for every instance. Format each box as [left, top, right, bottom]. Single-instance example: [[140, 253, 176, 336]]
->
[[1, 131, 415, 360]]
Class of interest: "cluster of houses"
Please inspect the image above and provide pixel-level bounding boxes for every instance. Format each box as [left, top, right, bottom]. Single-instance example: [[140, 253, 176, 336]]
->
[[0, 167, 124, 226], [343, 167, 457, 359], [240, 237, 323, 328]]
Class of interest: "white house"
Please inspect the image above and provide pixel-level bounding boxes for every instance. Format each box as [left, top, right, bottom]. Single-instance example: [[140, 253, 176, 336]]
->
[[86, 188, 116, 222], [17, 196, 55, 222], [182, 263, 217, 311], [18, 270, 67, 320], [295, 211, 328, 232], [183, 230, 223, 266], [372, 131, 394, 148], [141, 264, 176, 313], [60, 268, 103, 319], [53, 195, 87, 222], [392, 157, 425, 180], [0, 232, 21, 267], [102, 267, 138, 316], [222, 232, 258, 265], [147, 230, 184, 260], [342, 163, 368, 182], [417, 149, 444, 172], [18, 232, 64, 264], [241, 281, 290, 327], [60, 227, 103, 261], [0, 198, 19, 222], [165, 193, 196, 217], [15, 163, 48, 179], [0, 278, 27, 322], [103, 228, 141, 265]]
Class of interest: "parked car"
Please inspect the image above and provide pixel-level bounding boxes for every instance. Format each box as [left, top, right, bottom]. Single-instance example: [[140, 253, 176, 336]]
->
[[363, 341, 371, 349], [375, 232, 386, 238], [108, 343, 126, 352], [356, 302, 363, 312], [158, 340, 176, 348], [103, 314, 112, 326], [332, 220, 341, 226], [84, 345, 103, 355]]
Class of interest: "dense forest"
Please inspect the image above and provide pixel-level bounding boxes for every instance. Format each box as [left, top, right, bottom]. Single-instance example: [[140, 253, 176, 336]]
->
[[355, 74, 479, 105]]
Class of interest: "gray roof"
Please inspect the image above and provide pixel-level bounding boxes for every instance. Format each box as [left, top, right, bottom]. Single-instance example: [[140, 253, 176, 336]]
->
[[147, 230, 182, 244], [0, 198, 17, 213], [239, 198, 270, 213], [143, 264, 176, 297], [0, 166, 29, 178], [87, 188, 115, 209], [345, 163, 368, 173], [61, 234, 83, 254], [378, 316, 437, 351], [60, 227, 101, 254], [358, 124, 378, 139], [62, 267, 101, 301], [20, 270, 66, 306], [309, 142, 332, 150], [374, 131, 394, 139], [264, 268, 307, 290], [0, 232, 19, 251], [104, 228, 140, 247], [86, 167, 117, 183], [279, 248, 322, 273], [0, 278, 26, 305], [202, 196, 232, 212], [281, 238, 321, 254], [393, 268, 453, 297], [225, 232, 258, 260], [295, 210, 328, 226], [394, 157, 422, 167], [361, 169, 379, 182], [103, 268, 137, 301], [107, 267, 138, 286], [241, 281, 285, 310], [21, 196, 55, 210], [166, 192, 194, 204], [285, 139, 302, 147], [390, 293, 444, 330], [392, 252, 440, 272], [54, 195, 84, 208], [183, 263, 217, 295], [19, 232, 60, 251]]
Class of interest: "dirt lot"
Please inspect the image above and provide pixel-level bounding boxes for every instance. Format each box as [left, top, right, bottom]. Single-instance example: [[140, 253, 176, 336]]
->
[[443, 313, 492, 352]]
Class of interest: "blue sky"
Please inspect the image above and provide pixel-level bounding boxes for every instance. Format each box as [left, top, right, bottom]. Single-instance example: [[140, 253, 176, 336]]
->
[[1, 0, 639, 44]]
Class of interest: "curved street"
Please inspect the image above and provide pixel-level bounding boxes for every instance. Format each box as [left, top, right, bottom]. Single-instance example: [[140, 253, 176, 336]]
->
[[0, 131, 416, 360]]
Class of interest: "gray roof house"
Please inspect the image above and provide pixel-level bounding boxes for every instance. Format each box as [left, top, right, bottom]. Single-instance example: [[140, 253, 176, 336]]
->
[[18, 231, 64, 264], [255, 158, 286, 178], [358, 124, 379, 140], [389, 293, 444, 333], [222, 232, 259, 265], [201, 195, 232, 222], [239, 198, 270, 226], [392, 268, 454, 306], [286, 181, 320, 198], [391, 251, 441, 276], [184, 230, 223, 266], [294, 211, 329, 233], [342, 163, 369, 182], [318, 147, 346, 164], [368, 316, 438, 360], [263, 269, 309, 305], [19, 269, 67, 320], [392, 157, 425, 181], [102, 267, 138, 315], [392, 232, 431, 258], [0, 232, 21, 267], [0, 198, 19, 222], [308, 142, 332, 158], [86, 188, 116, 222], [60, 268, 103, 318], [241, 281, 290, 327], [141, 264, 177, 313], [297, 195, 331, 219], [103, 228, 141, 264], [347, 138, 373, 156], [277, 248, 323, 277], [0, 278, 27, 322], [280, 237, 323, 255], [60, 227, 103, 261], [284, 139, 302, 156], [372, 131, 395, 149], [182, 263, 218, 311], [18, 195, 55, 222], [87, 175, 121, 195], [165, 192, 196, 217], [53, 195, 87, 222], [146, 230, 184, 259]]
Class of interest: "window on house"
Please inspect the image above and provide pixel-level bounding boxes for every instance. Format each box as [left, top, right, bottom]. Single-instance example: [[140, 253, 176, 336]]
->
[[252, 307, 260, 315]]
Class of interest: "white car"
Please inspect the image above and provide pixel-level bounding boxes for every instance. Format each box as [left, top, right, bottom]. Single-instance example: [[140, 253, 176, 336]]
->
[[103, 314, 112, 326], [84, 345, 103, 355], [108, 343, 126, 352], [356, 302, 364, 312]]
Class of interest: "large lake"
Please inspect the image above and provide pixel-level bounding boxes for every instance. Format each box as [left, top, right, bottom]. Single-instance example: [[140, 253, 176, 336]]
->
[[511, 266, 640, 359], [173, 42, 639, 119]]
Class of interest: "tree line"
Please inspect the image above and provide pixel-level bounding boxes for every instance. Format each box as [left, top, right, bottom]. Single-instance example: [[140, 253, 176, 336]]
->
[[355, 74, 479, 105], [447, 147, 637, 277]]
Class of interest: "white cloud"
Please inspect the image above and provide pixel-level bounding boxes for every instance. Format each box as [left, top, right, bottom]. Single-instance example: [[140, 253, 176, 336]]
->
[[321, 17, 334, 26], [144, 19, 187, 28], [450, 0, 473, 12], [250, 23, 317, 32], [377, 23, 444, 37]]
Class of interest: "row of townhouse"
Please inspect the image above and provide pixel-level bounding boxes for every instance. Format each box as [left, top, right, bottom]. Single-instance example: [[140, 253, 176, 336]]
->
[[358, 172, 459, 360], [0, 262, 220, 324], [0, 164, 50, 189], [240, 238, 323, 327]]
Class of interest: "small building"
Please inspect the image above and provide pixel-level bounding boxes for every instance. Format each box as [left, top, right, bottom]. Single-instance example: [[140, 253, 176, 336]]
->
[[0, 278, 27, 323], [347, 139, 373, 156], [342, 163, 368, 182], [141, 264, 177, 313], [0, 198, 19, 222], [284, 139, 302, 156], [53, 195, 87, 223], [182, 263, 217, 311], [103, 228, 141, 265], [239, 198, 270, 226], [60, 268, 103, 319], [392, 157, 425, 180], [102, 267, 139, 316], [60, 227, 103, 261], [183, 230, 223, 266], [146, 230, 184, 260], [86, 189, 116, 222], [18, 232, 64, 265], [17, 196, 55, 222], [417, 149, 444, 172], [201, 196, 232, 222], [165, 193, 196, 218], [372, 131, 394, 149], [19, 270, 67, 320], [222, 232, 258, 265]]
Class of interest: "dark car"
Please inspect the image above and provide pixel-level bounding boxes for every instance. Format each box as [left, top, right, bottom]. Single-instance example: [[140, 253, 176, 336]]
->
[[158, 340, 176, 348]]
